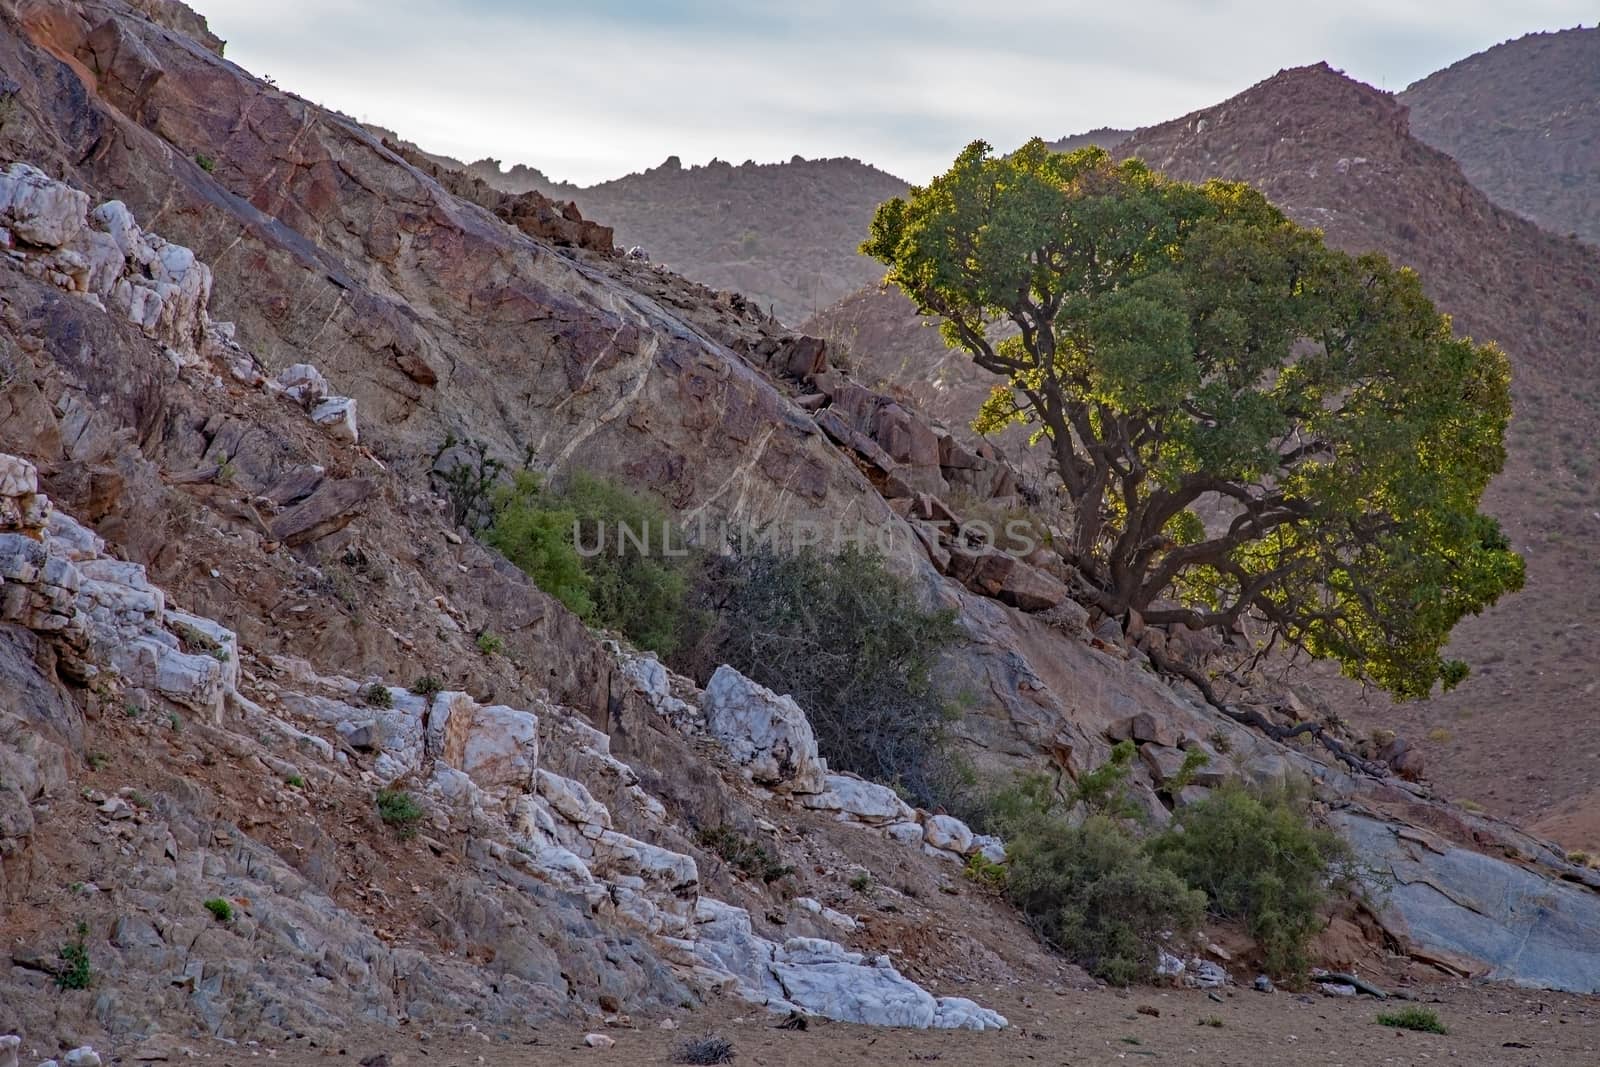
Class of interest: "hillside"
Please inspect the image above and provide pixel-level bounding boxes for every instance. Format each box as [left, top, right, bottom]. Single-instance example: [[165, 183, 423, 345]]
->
[[2, 0, 1600, 1058], [467, 153, 911, 325], [1401, 26, 1600, 244]]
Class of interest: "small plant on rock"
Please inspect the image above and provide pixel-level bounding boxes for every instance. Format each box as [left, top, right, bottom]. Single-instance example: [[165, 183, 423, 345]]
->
[[362, 683, 394, 709], [848, 872, 874, 894], [475, 631, 505, 656], [409, 675, 443, 698], [203, 897, 233, 922], [1376, 1007, 1446, 1034], [963, 851, 1007, 890], [285, 774, 306, 789], [56, 922, 92, 991], [194, 153, 216, 173], [376, 788, 424, 836]]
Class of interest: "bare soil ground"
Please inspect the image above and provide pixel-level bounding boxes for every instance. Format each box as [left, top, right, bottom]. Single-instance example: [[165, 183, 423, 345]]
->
[[79, 980, 1597, 1066]]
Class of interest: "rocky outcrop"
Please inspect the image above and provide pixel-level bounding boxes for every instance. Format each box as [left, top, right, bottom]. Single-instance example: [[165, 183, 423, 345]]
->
[[0, 164, 212, 356], [1334, 812, 1600, 993], [701, 666, 827, 794], [638, 658, 1002, 868], [0, 454, 234, 720]]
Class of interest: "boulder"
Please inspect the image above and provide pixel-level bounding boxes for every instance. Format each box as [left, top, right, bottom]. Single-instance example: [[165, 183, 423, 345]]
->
[[274, 363, 329, 404], [1138, 743, 1190, 785], [945, 543, 1068, 612], [1334, 812, 1600, 994], [0, 163, 88, 247], [802, 774, 916, 825], [769, 939, 937, 1029], [700, 666, 826, 794], [922, 813, 974, 855], [268, 477, 374, 546], [430, 698, 540, 795], [0, 454, 38, 498], [310, 397, 359, 443], [934, 996, 1008, 1031], [971, 834, 1006, 864], [1107, 711, 1178, 748]]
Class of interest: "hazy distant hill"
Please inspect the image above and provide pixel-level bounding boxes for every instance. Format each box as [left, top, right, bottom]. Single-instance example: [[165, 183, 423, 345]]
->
[[464, 154, 910, 325], [1402, 26, 1600, 245], [1043, 127, 1132, 153]]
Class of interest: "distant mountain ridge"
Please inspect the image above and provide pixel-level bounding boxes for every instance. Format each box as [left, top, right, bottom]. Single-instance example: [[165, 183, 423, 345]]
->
[[1401, 26, 1600, 245], [458, 152, 910, 324]]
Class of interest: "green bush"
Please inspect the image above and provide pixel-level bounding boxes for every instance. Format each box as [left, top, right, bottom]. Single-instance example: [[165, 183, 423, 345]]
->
[[56, 922, 92, 991], [560, 471, 697, 655], [475, 631, 505, 656], [487, 470, 697, 656], [204, 897, 234, 922], [376, 788, 424, 835], [410, 675, 443, 698], [679, 544, 960, 807], [1149, 783, 1352, 979], [486, 471, 593, 618], [1001, 811, 1204, 985], [362, 682, 393, 709], [1376, 1007, 1446, 1034]]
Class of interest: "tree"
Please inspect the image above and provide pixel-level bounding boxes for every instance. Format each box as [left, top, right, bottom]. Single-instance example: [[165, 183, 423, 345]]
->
[[864, 140, 1523, 700]]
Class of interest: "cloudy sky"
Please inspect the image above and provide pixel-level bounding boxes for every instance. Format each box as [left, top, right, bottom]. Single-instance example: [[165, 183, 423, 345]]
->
[[199, 1, 1591, 186]]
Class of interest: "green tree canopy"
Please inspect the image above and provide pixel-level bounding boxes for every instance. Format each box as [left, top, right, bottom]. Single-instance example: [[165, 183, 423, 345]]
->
[[864, 139, 1523, 699]]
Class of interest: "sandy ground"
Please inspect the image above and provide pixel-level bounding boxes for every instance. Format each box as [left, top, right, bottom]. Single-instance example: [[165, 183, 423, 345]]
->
[[90, 979, 1596, 1067]]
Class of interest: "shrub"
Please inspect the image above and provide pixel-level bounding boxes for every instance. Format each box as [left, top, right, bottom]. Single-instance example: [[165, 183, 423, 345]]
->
[[409, 675, 443, 698], [1001, 812, 1204, 985], [285, 774, 305, 789], [963, 851, 1007, 890], [485, 471, 593, 618], [475, 631, 505, 656], [56, 922, 92, 990], [376, 788, 424, 835], [487, 470, 698, 655], [680, 544, 960, 807], [558, 471, 697, 656], [434, 435, 508, 530], [1376, 1007, 1446, 1034], [1148, 783, 1352, 979], [671, 1035, 735, 1065], [362, 683, 394, 709], [203, 897, 233, 922], [194, 153, 216, 173], [848, 872, 874, 894], [696, 825, 793, 884]]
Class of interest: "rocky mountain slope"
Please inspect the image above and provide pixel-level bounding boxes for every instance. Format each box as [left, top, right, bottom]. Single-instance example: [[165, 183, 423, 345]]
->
[[810, 65, 1600, 840], [1401, 26, 1600, 245], [1, 0, 1598, 1059]]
